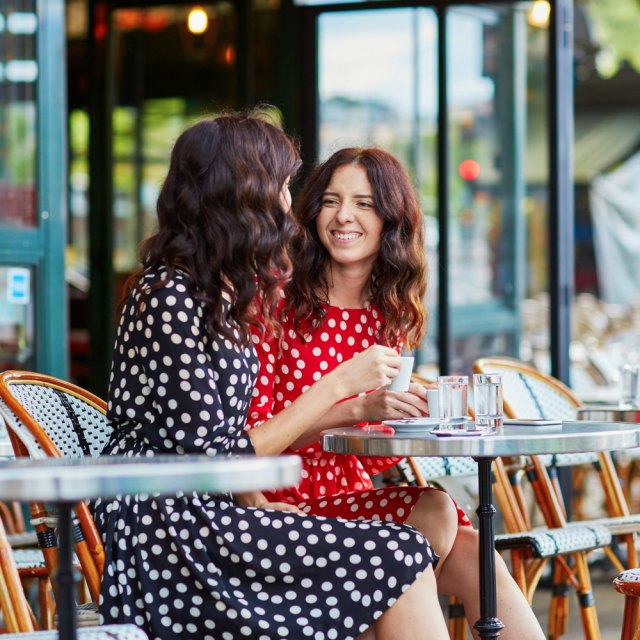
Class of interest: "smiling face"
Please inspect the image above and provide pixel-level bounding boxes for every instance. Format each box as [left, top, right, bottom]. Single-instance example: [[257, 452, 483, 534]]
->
[[315, 163, 384, 274]]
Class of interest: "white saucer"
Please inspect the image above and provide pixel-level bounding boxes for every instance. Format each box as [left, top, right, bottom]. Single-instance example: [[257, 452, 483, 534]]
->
[[431, 427, 489, 437], [382, 417, 440, 432]]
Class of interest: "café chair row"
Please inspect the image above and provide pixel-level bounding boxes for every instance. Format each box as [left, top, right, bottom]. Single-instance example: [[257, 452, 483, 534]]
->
[[0, 370, 149, 639], [0, 364, 638, 639], [408, 359, 640, 640]]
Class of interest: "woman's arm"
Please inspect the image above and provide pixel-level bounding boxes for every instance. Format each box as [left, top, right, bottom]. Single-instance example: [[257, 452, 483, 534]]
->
[[248, 344, 402, 456], [288, 382, 429, 449]]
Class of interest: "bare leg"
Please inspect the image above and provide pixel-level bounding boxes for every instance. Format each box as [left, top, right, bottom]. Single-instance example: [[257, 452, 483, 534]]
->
[[404, 490, 459, 578], [436, 527, 545, 640], [356, 566, 449, 640]]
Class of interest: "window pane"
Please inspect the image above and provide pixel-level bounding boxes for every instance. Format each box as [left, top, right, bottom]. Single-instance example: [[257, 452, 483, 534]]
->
[[318, 7, 439, 371], [447, 4, 549, 374], [0, 1, 38, 228]]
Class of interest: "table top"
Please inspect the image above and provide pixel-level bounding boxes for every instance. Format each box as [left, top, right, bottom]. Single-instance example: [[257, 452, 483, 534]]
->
[[0, 454, 302, 502], [321, 421, 640, 458], [577, 405, 640, 423]]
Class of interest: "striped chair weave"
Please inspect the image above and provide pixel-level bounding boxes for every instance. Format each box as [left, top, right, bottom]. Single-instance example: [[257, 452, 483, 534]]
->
[[12, 548, 46, 570], [0, 625, 148, 639], [2, 384, 112, 459], [403, 455, 478, 481], [476, 362, 596, 468], [495, 524, 612, 558]]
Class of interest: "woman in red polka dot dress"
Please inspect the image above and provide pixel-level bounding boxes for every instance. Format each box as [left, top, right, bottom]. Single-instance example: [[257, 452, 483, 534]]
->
[[247, 147, 545, 638]]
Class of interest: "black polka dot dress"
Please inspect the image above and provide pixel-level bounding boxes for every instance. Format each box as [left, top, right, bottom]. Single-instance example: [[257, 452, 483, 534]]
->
[[93, 269, 438, 640]]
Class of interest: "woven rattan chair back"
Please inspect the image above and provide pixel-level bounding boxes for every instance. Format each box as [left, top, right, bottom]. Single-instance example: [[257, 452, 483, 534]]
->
[[472, 357, 640, 640], [0, 371, 111, 604], [473, 356, 632, 521], [0, 373, 110, 459]]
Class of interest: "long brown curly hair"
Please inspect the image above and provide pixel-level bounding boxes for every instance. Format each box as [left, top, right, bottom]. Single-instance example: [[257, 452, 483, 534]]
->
[[284, 147, 427, 349], [118, 109, 302, 344]]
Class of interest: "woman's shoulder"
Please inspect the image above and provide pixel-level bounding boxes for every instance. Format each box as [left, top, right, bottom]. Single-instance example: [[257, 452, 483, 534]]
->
[[134, 267, 194, 306]]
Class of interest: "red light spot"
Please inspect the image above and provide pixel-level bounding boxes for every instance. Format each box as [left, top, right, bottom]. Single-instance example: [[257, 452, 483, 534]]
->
[[458, 159, 480, 181]]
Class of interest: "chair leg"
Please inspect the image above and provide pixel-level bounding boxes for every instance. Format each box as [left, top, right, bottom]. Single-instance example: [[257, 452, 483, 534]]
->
[[621, 594, 639, 640], [574, 552, 601, 640], [447, 595, 466, 640], [0, 517, 35, 632], [548, 563, 570, 640], [38, 577, 55, 629]]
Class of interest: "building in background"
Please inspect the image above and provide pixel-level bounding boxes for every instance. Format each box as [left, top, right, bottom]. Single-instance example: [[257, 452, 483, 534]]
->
[[1, 0, 639, 400]]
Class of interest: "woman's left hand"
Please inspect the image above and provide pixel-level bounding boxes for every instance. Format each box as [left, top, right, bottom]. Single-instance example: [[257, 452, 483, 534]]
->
[[260, 501, 305, 514], [355, 382, 429, 421], [234, 490, 305, 514]]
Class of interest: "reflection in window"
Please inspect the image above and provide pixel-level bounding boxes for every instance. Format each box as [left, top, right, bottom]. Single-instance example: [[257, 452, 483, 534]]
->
[[317, 4, 550, 376], [0, 1, 38, 228], [447, 5, 549, 373], [318, 7, 439, 364], [0, 265, 35, 370]]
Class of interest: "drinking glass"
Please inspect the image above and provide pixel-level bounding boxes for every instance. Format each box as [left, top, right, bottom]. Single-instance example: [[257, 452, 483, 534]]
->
[[619, 364, 639, 408], [473, 373, 504, 434], [437, 375, 469, 430]]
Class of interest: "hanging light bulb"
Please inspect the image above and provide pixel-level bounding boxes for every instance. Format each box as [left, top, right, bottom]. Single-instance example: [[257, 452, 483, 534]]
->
[[187, 6, 208, 35], [528, 0, 550, 28]]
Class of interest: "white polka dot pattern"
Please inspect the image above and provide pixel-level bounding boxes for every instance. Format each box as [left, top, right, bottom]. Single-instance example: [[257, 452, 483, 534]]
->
[[247, 304, 471, 528], [248, 305, 401, 500], [93, 270, 436, 640]]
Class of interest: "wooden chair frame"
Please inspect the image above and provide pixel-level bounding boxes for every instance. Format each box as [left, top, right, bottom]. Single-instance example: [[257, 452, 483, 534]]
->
[[405, 372, 614, 639], [0, 371, 111, 628], [474, 356, 640, 639]]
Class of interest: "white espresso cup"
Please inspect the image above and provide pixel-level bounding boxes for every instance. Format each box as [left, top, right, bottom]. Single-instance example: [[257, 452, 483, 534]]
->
[[388, 356, 414, 392], [426, 388, 439, 417]]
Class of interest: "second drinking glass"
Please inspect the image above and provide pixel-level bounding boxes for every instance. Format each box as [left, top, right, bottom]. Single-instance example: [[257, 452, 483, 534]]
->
[[473, 373, 504, 434], [437, 375, 469, 430]]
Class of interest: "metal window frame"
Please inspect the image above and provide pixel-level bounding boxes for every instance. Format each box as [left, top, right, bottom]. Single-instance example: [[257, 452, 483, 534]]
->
[[0, 0, 67, 378], [299, 0, 574, 383]]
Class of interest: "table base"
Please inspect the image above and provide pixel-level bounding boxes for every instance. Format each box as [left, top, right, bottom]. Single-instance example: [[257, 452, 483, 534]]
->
[[474, 457, 504, 639]]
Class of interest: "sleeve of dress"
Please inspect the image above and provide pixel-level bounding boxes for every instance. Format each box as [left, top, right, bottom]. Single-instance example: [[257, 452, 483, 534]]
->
[[134, 284, 254, 457], [245, 329, 278, 430]]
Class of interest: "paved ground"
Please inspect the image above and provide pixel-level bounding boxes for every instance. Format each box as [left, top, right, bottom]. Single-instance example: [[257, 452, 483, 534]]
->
[[531, 570, 625, 640], [445, 557, 626, 638]]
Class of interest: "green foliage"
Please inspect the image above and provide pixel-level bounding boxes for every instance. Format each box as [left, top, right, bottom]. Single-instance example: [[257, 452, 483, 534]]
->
[[587, 0, 640, 76]]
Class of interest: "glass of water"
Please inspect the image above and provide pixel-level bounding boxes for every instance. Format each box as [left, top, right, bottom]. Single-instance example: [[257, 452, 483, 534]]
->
[[473, 373, 504, 434], [619, 364, 639, 408], [437, 375, 469, 430]]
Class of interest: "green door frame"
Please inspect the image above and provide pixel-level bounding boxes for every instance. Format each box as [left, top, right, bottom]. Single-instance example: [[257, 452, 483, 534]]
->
[[0, 0, 67, 378]]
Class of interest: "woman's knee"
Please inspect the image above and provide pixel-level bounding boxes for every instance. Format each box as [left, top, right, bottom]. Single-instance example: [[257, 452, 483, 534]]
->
[[407, 489, 459, 536]]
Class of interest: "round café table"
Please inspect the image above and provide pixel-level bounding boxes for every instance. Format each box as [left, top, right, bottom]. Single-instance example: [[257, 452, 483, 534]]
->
[[0, 454, 302, 640], [577, 405, 640, 423], [322, 421, 640, 639]]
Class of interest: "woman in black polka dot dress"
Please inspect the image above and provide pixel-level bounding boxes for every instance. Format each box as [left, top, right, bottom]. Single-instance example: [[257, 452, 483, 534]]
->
[[93, 112, 449, 640]]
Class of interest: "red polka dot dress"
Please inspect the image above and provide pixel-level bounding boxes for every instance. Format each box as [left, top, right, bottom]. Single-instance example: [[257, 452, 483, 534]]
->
[[247, 303, 471, 527]]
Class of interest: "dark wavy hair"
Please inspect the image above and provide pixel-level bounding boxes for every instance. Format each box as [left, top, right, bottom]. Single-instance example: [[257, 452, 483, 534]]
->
[[119, 109, 302, 344], [285, 147, 427, 349]]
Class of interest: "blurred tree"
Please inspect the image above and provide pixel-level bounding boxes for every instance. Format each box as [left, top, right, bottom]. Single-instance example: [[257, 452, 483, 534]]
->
[[587, 0, 640, 76]]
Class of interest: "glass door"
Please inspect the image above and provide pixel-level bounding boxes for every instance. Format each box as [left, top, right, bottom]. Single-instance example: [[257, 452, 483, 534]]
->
[[315, 1, 554, 377], [0, 0, 67, 377]]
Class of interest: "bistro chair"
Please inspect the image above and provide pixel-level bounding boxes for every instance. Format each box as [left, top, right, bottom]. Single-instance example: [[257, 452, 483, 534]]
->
[[474, 356, 640, 639], [0, 370, 136, 636], [0, 503, 148, 637], [397, 454, 612, 639], [397, 373, 613, 640], [613, 568, 640, 640]]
